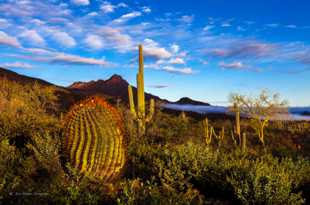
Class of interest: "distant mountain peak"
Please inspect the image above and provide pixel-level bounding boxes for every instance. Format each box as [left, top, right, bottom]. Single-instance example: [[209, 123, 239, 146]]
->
[[175, 97, 210, 106], [108, 74, 124, 81], [69, 74, 128, 89], [106, 74, 128, 85], [67, 74, 163, 103]]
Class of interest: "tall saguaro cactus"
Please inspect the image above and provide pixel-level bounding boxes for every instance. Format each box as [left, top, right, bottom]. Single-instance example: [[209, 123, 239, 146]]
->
[[62, 96, 126, 182], [128, 45, 155, 137], [234, 103, 241, 143]]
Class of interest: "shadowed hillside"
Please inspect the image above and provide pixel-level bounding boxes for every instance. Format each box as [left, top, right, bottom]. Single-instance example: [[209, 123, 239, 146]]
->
[[0, 67, 167, 110], [68, 74, 166, 104]]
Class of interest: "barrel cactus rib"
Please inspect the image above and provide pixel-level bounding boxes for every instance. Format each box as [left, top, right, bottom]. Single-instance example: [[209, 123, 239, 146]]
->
[[63, 96, 126, 182], [70, 113, 82, 165], [75, 109, 87, 170], [106, 126, 123, 182], [103, 112, 120, 181], [97, 109, 113, 179], [81, 109, 94, 172], [86, 108, 99, 173]]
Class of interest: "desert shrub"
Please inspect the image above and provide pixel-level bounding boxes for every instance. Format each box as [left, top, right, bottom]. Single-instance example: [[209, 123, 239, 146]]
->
[[0, 79, 59, 144], [0, 131, 66, 205], [52, 164, 113, 205], [116, 178, 204, 205], [145, 111, 195, 144], [227, 155, 305, 205], [126, 141, 309, 204]]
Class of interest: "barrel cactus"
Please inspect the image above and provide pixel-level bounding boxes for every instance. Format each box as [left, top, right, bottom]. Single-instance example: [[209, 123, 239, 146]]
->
[[62, 96, 126, 182]]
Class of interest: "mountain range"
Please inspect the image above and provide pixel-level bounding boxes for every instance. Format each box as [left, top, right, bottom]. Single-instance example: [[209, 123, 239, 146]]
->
[[0, 67, 209, 109]]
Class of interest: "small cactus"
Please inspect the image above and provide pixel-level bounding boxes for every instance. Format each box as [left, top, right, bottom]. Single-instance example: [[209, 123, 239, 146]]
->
[[62, 96, 126, 182]]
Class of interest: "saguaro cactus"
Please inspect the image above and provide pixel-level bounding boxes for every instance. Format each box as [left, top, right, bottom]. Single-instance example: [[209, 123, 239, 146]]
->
[[234, 103, 241, 144], [128, 45, 155, 137], [242, 132, 247, 153], [203, 118, 213, 145], [62, 96, 126, 182]]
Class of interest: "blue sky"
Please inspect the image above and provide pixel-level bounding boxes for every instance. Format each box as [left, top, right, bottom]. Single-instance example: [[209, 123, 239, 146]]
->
[[0, 0, 309, 106]]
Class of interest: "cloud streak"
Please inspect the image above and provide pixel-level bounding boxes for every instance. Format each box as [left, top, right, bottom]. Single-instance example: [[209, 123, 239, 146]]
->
[[19, 29, 46, 46], [219, 61, 243, 69], [1, 62, 33, 69], [50, 53, 109, 66], [84, 34, 104, 50], [113, 11, 142, 24], [0, 31, 21, 48], [205, 41, 275, 59], [143, 38, 172, 59]]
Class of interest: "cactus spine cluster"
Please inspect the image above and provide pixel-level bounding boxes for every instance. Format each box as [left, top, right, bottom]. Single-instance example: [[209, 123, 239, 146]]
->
[[63, 96, 126, 182], [128, 45, 155, 137]]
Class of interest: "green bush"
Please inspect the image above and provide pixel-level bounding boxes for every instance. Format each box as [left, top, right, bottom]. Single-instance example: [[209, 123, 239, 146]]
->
[[126, 141, 309, 205], [116, 178, 204, 205], [0, 79, 59, 145]]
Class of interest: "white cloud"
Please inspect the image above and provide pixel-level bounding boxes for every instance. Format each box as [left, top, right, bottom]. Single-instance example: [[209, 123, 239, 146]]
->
[[179, 15, 194, 24], [87, 12, 98, 17], [24, 48, 54, 55], [113, 11, 142, 24], [51, 53, 108, 66], [117, 2, 128, 8], [30, 19, 46, 26], [266, 23, 279, 28], [101, 1, 115, 13], [71, 0, 89, 6], [142, 6, 151, 13], [51, 31, 76, 48], [84, 34, 104, 50], [162, 66, 193, 74], [203, 25, 214, 31], [221, 22, 231, 27], [170, 43, 180, 53], [99, 26, 133, 51], [100, 1, 127, 13], [0, 1, 71, 18], [286, 25, 297, 29], [2, 62, 33, 69], [143, 38, 172, 59], [0, 31, 21, 48], [19, 29, 45, 46], [0, 18, 10, 28], [169, 57, 185, 64], [219, 61, 244, 69], [145, 64, 194, 75]]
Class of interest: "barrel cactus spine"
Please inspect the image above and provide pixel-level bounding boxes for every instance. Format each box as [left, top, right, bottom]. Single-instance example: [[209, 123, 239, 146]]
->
[[62, 96, 126, 182]]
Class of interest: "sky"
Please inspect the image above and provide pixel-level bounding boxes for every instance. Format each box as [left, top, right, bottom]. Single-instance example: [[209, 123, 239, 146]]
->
[[0, 0, 310, 106]]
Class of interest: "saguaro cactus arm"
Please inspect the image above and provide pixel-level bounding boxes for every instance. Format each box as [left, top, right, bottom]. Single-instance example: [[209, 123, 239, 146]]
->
[[146, 98, 155, 122], [203, 118, 212, 145], [234, 103, 241, 137], [128, 85, 137, 118]]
